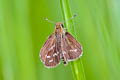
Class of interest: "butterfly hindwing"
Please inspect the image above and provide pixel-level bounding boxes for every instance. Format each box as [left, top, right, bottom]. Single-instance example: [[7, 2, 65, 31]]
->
[[40, 34, 60, 68]]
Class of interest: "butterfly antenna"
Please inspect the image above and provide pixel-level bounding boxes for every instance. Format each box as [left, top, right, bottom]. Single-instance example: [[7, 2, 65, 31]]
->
[[63, 14, 77, 24], [44, 17, 56, 24]]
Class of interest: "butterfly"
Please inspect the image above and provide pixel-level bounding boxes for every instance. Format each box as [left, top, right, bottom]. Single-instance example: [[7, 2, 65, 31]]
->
[[40, 22, 83, 68]]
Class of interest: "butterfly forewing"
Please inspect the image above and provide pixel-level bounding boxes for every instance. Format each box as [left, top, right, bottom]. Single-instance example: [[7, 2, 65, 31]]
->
[[62, 32, 83, 61], [40, 34, 60, 68]]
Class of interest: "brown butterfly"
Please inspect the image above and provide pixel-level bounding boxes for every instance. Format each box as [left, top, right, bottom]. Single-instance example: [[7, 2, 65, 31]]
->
[[40, 22, 83, 68]]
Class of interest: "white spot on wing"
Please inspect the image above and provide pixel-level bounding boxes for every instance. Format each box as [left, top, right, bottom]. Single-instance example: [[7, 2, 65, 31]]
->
[[53, 52, 59, 57], [70, 49, 73, 52], [70, 49, 77, 52], [49, 59, 53, 62], [74, 49, 77, 52], [46, 56, 51, 58], [48, 44, 55, 51], [53, 53, 57, 57]]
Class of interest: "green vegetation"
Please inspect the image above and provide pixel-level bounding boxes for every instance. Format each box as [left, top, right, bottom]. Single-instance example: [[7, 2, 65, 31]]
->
[[0, 0, 120, 80]]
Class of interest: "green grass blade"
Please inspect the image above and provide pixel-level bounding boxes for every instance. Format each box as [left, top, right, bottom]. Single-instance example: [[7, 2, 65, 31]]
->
[[59, 0, 86, 80]]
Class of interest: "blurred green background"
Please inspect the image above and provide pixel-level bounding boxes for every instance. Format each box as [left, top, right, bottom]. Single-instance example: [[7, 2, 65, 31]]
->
[[0, 0, 120, 80]]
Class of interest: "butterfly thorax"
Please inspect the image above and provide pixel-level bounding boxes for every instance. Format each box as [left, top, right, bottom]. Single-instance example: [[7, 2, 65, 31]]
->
[[54, 22, 64, 43]]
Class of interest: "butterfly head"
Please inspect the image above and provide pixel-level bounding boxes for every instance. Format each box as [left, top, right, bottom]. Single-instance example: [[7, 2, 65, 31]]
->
[[55, 22, 64, 33]]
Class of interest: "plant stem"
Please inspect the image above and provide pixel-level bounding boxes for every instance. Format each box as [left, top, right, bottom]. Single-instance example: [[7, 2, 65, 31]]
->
[[60, 0, 86, 80]]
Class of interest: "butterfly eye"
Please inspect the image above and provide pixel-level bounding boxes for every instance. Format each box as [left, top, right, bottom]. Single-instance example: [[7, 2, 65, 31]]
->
[[56, 27, 59, 29], [61, 24, 64, 28]]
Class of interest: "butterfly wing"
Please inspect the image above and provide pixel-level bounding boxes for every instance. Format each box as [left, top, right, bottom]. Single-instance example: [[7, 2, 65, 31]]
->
[[40, 34, 60, 68], [62, 32, 83, 61]]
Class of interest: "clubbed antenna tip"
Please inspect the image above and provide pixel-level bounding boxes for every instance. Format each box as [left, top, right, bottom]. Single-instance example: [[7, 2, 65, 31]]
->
[[44, 17, 48, 20], [73, 14, 78, 18]]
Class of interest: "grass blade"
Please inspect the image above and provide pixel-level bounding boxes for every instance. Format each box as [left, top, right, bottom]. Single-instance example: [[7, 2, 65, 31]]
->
[[59, 0, 86, 80]]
